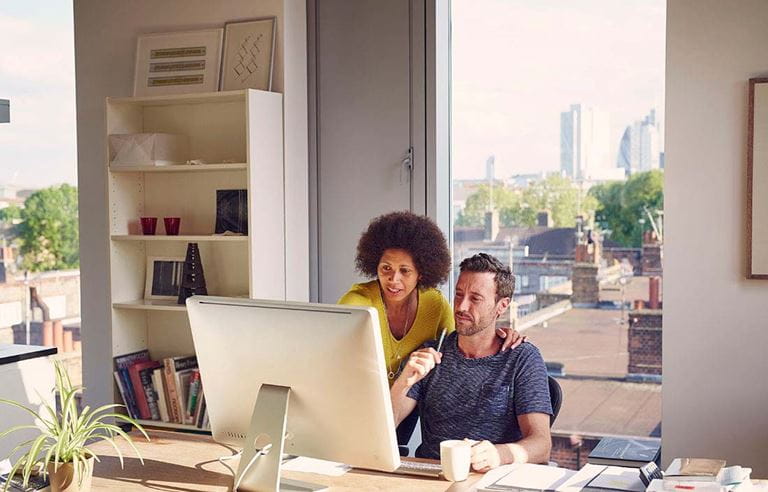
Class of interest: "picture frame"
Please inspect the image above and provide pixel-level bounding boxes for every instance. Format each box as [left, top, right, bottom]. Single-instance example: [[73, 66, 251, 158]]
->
[[134, 29, 224, 97], [747, 78, 768, 278], [220, 18, 276, 91], [215, 189, 248, 235], [144, 256, 185, 300]]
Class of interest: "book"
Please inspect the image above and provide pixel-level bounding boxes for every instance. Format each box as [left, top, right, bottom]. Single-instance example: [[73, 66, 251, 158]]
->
[[479, 463, 575, 491], [195, 392, 207, 428], [163, 355, 197, 424], [582, 466, 645, 492], [151, 368, 170, 422], [113, 350, 150, 419], [186, 370, 201, 421], [176, 369, 196, 424], [665, 458, 727, 482], [588, 437, 661, 468], [128, 360, 161, 420], [138, 362, 163, 420], [113, 371, 138, 419]]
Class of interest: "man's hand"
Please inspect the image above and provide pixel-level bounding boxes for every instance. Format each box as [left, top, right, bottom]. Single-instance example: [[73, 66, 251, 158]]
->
[[468, 440, 502, 472], [395, 348, 442, 388], [496, 327, 527, 351]]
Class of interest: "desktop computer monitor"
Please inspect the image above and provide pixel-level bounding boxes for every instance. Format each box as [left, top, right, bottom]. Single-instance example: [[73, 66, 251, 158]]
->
[[186, 295, 401, 491]]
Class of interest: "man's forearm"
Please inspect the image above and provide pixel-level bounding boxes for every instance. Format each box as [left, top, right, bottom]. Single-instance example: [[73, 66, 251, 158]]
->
[[390, 379, 416, 426], [495, 435, 552, 465]]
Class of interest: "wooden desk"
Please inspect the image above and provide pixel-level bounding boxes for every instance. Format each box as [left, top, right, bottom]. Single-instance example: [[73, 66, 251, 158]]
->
[[88, 430, 483, 491]]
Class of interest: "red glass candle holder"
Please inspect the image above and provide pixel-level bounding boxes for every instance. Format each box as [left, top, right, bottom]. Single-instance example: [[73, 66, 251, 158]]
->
[[140, 217, 158, 235], [164, 217, 181, 235]]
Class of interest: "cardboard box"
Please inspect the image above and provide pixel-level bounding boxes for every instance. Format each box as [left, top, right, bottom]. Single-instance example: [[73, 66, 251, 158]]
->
[[109, 133, 189, 167]]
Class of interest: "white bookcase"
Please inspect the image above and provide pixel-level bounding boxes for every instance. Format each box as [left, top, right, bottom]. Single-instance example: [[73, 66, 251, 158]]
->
[[106, 89, 285, 431]]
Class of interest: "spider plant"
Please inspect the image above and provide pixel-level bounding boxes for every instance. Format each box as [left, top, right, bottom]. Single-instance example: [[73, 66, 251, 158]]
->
[[0, 361, 149, 491]]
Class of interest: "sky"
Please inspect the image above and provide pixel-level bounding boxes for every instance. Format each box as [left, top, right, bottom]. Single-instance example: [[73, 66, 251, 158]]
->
[[452, 0, 666, 180], [0, 2, 77, 189], [0, 1, 665, 188]]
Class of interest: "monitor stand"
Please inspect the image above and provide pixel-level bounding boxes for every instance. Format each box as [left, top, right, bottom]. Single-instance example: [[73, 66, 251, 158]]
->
[[235, 384, 328, 492]]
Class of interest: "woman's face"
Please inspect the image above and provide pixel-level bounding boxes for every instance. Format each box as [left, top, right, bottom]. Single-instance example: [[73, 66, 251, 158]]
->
[[377, 248, 420, 304]]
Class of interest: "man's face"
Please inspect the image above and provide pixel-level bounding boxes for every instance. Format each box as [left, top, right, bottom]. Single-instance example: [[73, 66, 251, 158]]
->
[[453, 271, 505, 336]]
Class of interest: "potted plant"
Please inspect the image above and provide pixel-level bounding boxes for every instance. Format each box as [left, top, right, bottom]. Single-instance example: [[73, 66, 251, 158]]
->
[[0, 361, 149, 492]]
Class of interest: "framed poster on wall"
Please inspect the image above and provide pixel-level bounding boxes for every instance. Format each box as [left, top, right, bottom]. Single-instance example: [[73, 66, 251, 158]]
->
[[134, 29, 223, 97], [747, 77, 768, 278]]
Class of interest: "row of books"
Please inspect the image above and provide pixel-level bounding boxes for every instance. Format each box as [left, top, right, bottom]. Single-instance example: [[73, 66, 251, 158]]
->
[[113, 349, 209, 429]]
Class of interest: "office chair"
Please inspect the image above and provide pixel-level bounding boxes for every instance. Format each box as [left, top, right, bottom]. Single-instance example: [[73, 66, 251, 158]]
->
[[548, 375, 563, 427]]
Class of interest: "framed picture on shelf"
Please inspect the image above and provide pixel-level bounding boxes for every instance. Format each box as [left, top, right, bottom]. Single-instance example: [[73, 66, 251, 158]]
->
[[220, 18, 276, 91], [215, 189, 248, 234], [145, 256, 185, 300], [134, 28, 224, 97]]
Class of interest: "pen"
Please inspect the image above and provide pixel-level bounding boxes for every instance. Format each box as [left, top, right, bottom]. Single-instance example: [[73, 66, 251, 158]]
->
[[436, 328, 447, 352]]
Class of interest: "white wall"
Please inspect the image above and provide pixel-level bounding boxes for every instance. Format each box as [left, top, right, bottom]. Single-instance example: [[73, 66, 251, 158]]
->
[[665, 0, 768, 474], [74, 0, 307, 408]]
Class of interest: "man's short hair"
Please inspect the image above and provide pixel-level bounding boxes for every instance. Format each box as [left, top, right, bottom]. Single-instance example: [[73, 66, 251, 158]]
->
[[459, 253, 514, 300]]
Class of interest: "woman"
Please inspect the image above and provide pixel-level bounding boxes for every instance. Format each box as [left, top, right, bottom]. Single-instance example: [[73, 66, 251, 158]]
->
[[339, 211, 524, 448]]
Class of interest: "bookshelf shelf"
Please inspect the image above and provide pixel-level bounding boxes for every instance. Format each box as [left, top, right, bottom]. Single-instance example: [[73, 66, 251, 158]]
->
[[134, 419, 210, 433], [112, 300, 186, 312], [111, 234, 247, 242], [108, 89, 246, 107], [108, 163, 247, 173]]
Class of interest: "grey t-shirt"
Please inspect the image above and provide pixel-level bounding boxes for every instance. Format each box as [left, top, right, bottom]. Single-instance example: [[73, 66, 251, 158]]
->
[[407, 332, 552, 459]]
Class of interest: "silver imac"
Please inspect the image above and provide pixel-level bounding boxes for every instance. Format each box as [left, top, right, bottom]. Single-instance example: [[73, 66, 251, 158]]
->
[[186, 296, 401, 492]]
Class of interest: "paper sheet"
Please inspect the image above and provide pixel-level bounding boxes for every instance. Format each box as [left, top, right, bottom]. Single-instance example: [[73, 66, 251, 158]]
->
[[281, 456, 351, 477]]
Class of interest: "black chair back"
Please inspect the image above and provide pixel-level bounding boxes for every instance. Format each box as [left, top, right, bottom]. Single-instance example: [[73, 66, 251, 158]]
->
[[548, 376, 563, 427]]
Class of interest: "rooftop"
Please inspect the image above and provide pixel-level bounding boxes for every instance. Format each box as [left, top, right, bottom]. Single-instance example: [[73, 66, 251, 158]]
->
[[525, 275, 662, 438], [553, 378, 661, 438], [525, 276, 656, 378]]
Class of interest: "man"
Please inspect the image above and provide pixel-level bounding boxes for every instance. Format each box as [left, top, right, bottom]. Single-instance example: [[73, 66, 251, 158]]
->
[[390, 253, 552, 471]]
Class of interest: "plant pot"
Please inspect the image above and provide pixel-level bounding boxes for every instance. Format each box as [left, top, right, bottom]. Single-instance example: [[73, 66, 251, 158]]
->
[[47, 456, 94, 492]]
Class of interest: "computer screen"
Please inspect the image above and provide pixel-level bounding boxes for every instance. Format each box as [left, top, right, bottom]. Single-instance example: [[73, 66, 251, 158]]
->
[[187, 296, 401, 483]]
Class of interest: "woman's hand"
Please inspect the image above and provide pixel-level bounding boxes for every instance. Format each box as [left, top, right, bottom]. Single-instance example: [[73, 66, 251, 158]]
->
[[496, 327, 527, 351]]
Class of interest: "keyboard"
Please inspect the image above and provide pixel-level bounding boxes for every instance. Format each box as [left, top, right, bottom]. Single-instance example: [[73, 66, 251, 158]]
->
[[394, 460, 443, 478]]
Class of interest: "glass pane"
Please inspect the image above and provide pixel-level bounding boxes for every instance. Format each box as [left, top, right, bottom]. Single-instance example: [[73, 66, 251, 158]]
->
[[451, 0, 665, 468]]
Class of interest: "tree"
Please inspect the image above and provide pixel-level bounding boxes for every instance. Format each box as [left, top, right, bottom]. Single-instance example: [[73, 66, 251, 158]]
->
[[520, 175, 597, 227], [0, 184, 80, 272], [456, 175, 597, 229], [455, 185, 524, 227], [590, 170, 664, 247]]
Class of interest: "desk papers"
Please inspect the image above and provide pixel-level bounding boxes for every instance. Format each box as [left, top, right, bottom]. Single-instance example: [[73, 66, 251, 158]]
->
[[478, 463, 575, 491], [281, 456, 351, 477]]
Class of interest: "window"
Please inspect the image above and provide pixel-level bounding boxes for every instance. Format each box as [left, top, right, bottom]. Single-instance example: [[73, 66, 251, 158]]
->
[[0, 4, 81, 384], [450, 0, 665, 468]]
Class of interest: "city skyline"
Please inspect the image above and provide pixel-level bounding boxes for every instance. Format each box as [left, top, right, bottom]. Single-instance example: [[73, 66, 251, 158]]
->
[[452, 0, 666, 180]]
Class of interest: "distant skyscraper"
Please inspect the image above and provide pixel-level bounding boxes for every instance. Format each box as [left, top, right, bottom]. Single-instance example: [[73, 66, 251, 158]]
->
[[617, 109, 662, 174], [560, 104, 612, 180], [486, 155, 496, 181]]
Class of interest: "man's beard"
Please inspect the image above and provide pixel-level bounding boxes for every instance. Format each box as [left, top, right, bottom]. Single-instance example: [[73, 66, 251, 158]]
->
[[455, 312, 494, 337]]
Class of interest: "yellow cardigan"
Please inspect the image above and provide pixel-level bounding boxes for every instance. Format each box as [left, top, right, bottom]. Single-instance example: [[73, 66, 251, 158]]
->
[[338, 280, 455, 385]]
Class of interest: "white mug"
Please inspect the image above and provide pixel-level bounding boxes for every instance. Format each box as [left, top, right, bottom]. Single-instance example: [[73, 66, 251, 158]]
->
[[440, 439, 471, 482]]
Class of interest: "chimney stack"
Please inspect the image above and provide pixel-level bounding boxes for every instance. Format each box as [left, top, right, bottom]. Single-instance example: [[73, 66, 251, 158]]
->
[[537, 211, 553, 227], [484, 210, 499, 241]]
